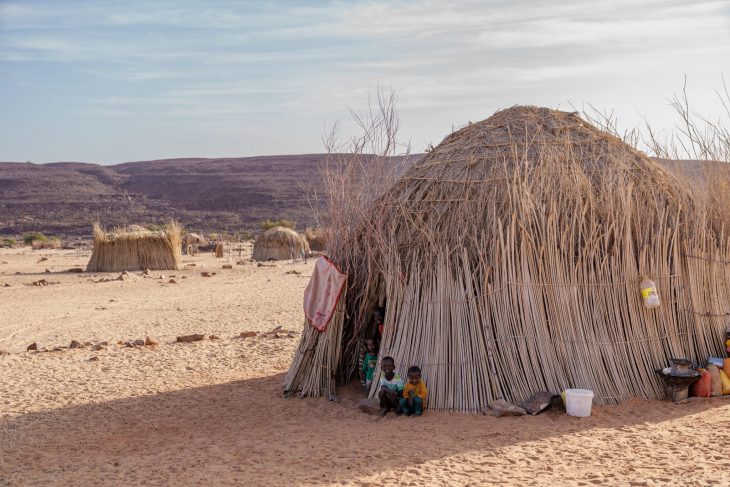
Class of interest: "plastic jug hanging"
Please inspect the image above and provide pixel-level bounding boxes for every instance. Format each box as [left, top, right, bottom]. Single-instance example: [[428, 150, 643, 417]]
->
[[640, 276, 661, 309]]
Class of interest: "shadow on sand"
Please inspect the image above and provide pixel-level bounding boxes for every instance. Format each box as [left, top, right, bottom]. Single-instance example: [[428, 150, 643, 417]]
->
[[1, 372, 728, 486]]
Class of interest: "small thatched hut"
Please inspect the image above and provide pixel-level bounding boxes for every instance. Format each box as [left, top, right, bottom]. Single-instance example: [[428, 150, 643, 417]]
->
[[284, 106, 730, 412], [183, 233, 207, 255], [86, 222, 182, 272], [304, 228, 326, 252], [253, 226, 309, 261]]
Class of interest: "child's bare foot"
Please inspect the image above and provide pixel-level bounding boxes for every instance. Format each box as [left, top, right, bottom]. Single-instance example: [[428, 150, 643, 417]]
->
[[378, 407, 389, 417]]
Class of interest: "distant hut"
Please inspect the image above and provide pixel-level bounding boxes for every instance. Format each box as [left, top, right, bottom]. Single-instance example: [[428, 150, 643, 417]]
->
[[253, 226, 309, 261], [86, 222, 182, 272], [304, 228, 326, 252], [183, 233, 206, 255]]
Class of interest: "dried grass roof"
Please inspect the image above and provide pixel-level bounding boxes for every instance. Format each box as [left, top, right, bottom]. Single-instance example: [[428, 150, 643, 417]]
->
[[87, 221, 182, 272], [253, 226, 309, 261], [370, 106, 696, 262]]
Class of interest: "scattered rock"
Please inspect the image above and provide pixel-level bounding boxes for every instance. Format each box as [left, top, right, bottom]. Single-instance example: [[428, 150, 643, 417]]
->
[[133, 339, 145, 347], [67, 267, 84, 273], [184, 263, 197, 267], [144, 336, 159, 346], [222, 264, 233, 269], [44, 268, 51, 273], [92, 343, 106, 351], [83, 341, 93, 347], [181, 276, 187, 279], [236, 260, 248, 265], [97, 271, 137, 283], [38, 256, 49, 262], [116, 340, 124, 346], [209, 335, 220, 340], [87, 356, 99, 362], [257, 262, 279, 268], [29, 279, 58, 286], [0, 349, 10, 356], [482, 399, 527, 417], [357, 397, 381, 415], [176, 334, 205, 343], [124, 340, 136, 348], [239, 331, 257, 338], [142, 269, 151, 276], [200, 271, 217, 277], [27, 342, 39, 351], [285, 270, 301, 275], [262, 326, 296, 337], [2, 283, 10, 287], [168, 278, 177, 284], [69, 340, 83, 349], [158, 275, 166, 280]]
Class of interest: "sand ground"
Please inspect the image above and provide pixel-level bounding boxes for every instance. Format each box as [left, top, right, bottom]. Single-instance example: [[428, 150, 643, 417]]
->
[[1, 248, 729, 486]]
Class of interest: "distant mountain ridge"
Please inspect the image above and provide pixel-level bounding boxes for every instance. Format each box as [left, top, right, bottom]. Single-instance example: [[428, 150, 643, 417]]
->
[[0, 155, 723, 239], [0, 155, 336, 238]]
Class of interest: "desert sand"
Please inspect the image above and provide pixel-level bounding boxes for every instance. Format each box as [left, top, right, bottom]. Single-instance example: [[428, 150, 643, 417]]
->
[[1, 247, 729, 486]]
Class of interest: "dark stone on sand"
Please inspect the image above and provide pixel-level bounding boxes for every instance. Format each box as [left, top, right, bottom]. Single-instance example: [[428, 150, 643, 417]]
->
[[176, 334, 205, 343], [69, 340, 83, 349], [27, 342, 39, 351], [357, 397, 381, 415], [482, 399, 526, 417]]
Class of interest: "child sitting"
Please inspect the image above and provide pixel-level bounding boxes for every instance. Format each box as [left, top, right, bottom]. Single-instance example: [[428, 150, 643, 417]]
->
[[360, 338, 378, 393], [399, 365, 428, 416], [377, 356, 404, 416]]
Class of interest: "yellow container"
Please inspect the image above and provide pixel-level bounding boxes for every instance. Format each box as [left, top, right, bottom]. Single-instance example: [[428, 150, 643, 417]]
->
[[640, 276, 661, 309]]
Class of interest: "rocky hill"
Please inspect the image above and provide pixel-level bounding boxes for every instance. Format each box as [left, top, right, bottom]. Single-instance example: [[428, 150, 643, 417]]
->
[[0, 155, 723, 239], [0, 155, 334, 238]]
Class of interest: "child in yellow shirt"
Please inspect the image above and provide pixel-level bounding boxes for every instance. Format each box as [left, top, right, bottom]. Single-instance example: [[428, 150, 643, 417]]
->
[[399, 365, 427, 416]]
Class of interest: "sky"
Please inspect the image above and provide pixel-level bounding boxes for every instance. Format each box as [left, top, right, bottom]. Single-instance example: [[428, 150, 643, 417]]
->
[[1, 0, 729, 164]]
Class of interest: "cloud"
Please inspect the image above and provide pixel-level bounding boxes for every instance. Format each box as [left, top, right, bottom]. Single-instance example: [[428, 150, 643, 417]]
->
[[1, 0, 729, 162]]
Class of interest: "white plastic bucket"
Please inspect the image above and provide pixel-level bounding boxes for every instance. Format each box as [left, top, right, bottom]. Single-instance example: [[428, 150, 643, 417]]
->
[[565, 389, 594, 417]]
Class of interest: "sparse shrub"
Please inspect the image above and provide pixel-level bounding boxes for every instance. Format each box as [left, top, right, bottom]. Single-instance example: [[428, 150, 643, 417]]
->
[[145, 223, 164, 232], [23, 232, 47, 245], [32, 238, 61, 250], [260, 219, 296, 231], [238, 231, 255, 241], [1, 237, 16, 248]]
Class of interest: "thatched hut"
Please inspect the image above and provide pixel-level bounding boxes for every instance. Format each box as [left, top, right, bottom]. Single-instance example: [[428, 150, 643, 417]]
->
[[86, 222, 182, 272], [284, 106, 730, 412], [253, 226, 309, 261], [304, 228, 326, 252], [183, 233, 207, 255]]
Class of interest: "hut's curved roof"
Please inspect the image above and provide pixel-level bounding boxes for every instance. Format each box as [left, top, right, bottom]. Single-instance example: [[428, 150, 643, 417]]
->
[[370, 106, 696, 262], [253, 226, 309, 261]]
